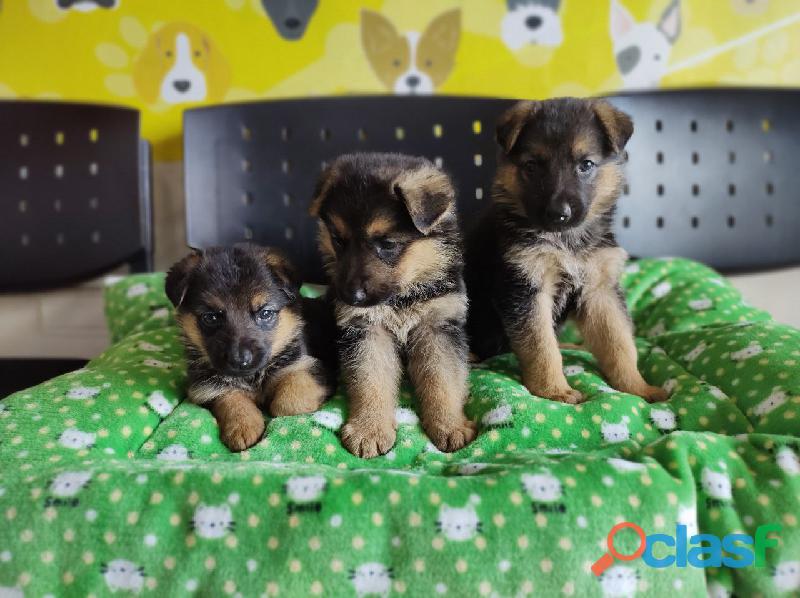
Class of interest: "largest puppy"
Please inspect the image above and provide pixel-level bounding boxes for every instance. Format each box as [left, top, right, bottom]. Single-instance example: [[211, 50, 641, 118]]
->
[[311, 153, 476, 458], [466, 98, 667, 404]]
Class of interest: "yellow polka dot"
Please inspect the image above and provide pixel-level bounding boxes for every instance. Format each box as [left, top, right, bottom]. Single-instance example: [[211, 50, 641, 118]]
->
[[267, 537, 279, 550], [667, 492, 678, 505], [456, 559, 468, 573], [540, 558, 553, 573], [474, 536, 487, 550], [310, 581, 323, 595], [389, 491, 401, 505], [559, 537, 572, 550], [535, 413, 546, 424], [409, 513, 422, 527], [82, 551, 94, 565], [562, 581, 575, 596], [552, 428, 562, 439], [352, 535, 365, 550], [169, 514, 181, 527], [510, 491, 523, 505], [429, 492, 441, 505], [164, 557, 176, 570], [185, 534, 196, 547], [493, 513, 506, 527], [372, 513, 383, 526], [223, 580, 236, 595], [309, 536, 321, 551], [121, 425, 132, 438], [150, 492, 163, 505], [783, 513, 797, 527], [654, 514, 665, 529], [351, 491, 363, 505], [628, 495, 641, 508], [330, 559, 343, 572], [289, 559, 302, 573], [62, 572, 74, 584], [591, 495, 603, 507], [432, 537, 445, 550], [104, 531, 116, 544], [205, 557, 216, 571], [535, 513, 548, 528], [225, 535, 238, 548], [758, 494, 770, 506], [248, 514, 260, 527], [41, 551, 54, 563], [127, 512, 139, 525], [288, 515, 300, 528], [518, 535, 529, 549], [479, 581, 492, 596], [414, 558, 425, 572]]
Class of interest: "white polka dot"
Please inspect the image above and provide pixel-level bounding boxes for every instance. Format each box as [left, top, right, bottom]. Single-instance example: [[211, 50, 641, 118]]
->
[[85, 510, 97, 522], [576, 516, 588, 528], [391, 536, 402, 547], [201, 434, 212, 444], [246, 559, 257, 572], [144, 534, 157, 546], [521, 427, 531, 437], [602, 476, 614, 487], [136, 474, 148, 484], [673, 580, 683, 589], [186, 579, 198, 591], [436, 583, 448, 594], [498, 560, 511, 572], [228, 493, 240, 505], [0, 551, 11, 562], [330, 514, 342, 527]]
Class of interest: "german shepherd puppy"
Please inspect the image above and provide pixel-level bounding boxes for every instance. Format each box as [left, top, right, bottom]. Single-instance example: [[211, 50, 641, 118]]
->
[[465, 98, 668, 404], [166, 244, 336, 451], [310, 152, 475, 458]]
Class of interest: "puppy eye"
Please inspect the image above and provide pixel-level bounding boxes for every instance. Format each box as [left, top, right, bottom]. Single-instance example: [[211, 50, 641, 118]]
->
[[256, 307, 277, 323], [166, 51, 173, 58], [578, 159, 596, 173], [200, 312, 223, 327], [523, 159, 541, 172], [194, 51, 201, 57], [374, 238, 400, 256], [392, 59, 401, 68]]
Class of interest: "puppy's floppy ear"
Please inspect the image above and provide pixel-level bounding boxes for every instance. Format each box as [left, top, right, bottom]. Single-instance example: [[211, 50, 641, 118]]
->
[[496, 100, 539, 154], [165, 250, 203, 308], [201, 32, 231, 102], [592, 100, 633, 154], [392, 164, 456, 235], [262, 248, 301, 301], [309, 163, 337, 217], [133, 29, 164, 104]]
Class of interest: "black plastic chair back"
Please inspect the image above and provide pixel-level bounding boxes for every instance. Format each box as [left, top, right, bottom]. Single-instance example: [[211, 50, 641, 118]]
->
[[184, 91, 800, 282], [0, 101, 152, 291]]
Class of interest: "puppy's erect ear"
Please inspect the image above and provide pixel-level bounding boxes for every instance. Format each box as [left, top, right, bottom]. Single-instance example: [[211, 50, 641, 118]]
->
[[309, 164, 336, 217], [392, 165, 456, 235], [609, 0, 636, 40], [657, 0, 681, 44], [496, 100, 539, 155], [262, 248, 300, 302], [592, 100, 634, 155], [165, 250, 203, 308]]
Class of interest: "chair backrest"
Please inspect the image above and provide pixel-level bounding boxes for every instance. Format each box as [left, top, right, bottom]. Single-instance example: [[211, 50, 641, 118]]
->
[[0, 101, 152, 291], [184, 90, 800, 282]]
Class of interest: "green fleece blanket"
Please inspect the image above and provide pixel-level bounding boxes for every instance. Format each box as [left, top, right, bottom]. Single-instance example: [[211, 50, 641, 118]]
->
[[1, 258, 798, 598]]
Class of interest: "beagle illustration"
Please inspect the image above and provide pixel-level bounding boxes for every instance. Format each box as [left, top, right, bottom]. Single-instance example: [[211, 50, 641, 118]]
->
[[361, 9, 461, 95], [133, 22, 230, 105], [56, 0, 118, 9]]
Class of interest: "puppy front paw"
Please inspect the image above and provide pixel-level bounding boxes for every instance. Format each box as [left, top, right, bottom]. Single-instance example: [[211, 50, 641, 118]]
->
[[219, 415, 265, 452], [341, 419, 396, 459], [534, 386, 584, 404], [425, 417, 477, 452], [269, 369, 327, 417], [640, 384, 669, 403]]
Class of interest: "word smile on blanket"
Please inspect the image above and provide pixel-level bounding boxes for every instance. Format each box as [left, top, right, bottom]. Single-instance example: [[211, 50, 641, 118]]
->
[[592, 521, 782, 575]]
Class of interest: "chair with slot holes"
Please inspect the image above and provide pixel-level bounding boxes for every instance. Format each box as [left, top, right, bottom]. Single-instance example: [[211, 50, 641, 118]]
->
[[0, 101, 152, 396], [183, 89, 800, 283]]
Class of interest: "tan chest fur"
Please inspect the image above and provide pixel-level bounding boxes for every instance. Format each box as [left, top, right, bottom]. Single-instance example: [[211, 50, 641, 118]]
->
[[337, 292, 467, 346], [506, 242, 627, 294]]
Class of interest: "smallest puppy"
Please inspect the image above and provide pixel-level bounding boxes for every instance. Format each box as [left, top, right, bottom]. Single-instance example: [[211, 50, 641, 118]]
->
[[166, 244, 336, 451]]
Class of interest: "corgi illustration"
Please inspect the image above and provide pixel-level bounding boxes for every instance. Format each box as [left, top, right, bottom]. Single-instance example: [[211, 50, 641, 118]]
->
[[610, 0, 681, 89], [501, 0, 563, 50], [133, 22, 230, 104], [361, 9, 461, 95]]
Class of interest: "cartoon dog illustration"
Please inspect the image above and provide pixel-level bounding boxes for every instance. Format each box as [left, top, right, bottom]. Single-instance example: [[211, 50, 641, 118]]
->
[[501, 0, 563, 50], [261, 0, 319, 40], [56, 0, 118, 10], [361, 9, 461, 95], [133, 22, 230, 104], [610, 0, 681, 89]]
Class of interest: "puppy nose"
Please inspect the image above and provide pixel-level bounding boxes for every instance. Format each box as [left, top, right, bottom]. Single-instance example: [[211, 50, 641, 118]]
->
[[173, 80, 191, 93], [351, 288, 367, 305], [545, 202, 572, 225], [406, 75, 420, 88], [526, 15, 543, 29], [230, 348, 253, 370], [285, 17, 300, 29]]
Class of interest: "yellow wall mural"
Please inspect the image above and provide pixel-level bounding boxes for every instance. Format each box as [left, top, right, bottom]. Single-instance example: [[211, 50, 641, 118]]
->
[[2, 0, 800, 163]]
